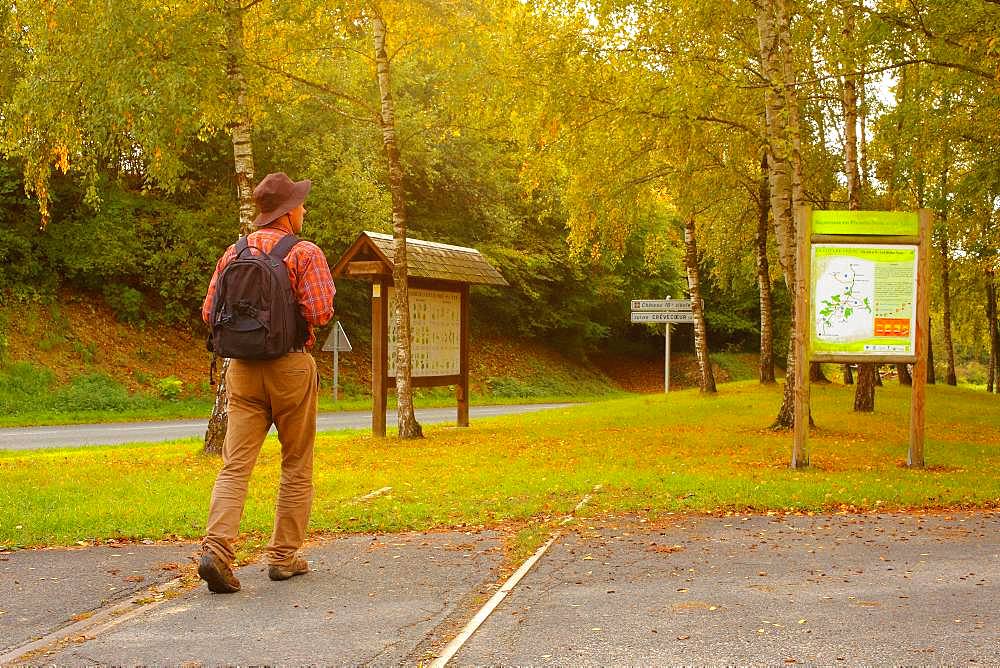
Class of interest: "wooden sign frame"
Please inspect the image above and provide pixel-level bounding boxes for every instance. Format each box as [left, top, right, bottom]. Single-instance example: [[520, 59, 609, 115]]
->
[[371, 278, 470, 437], [331, 231, 507, 438], [792, 207, 931, 469]]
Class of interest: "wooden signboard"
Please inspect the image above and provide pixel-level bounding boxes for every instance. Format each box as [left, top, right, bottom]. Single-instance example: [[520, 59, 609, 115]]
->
[[793, 208, 931, 469], [332, 232, 507, 437]]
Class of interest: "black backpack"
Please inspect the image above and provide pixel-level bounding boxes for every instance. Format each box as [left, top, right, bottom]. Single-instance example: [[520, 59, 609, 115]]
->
[[207, 234, 306, 362]]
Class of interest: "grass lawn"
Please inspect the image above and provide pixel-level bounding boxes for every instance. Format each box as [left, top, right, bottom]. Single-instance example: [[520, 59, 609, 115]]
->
[[1, 381, 997, 553]]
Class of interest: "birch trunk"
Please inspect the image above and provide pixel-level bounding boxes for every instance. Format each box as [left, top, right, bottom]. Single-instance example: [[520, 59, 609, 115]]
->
[[374, 13, 422, 439], [756, 153, 776, 384], [897, 363, 912, 386], [205, 0, 256, 455], [757, 0, 804, 428], [684, 215, 716, 393]]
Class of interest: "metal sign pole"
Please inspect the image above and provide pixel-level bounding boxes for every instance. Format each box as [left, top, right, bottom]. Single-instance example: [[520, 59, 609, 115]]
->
[[333, 348, 340, 402], [664, 323, 671, 394], [322, 320, 353, 405]]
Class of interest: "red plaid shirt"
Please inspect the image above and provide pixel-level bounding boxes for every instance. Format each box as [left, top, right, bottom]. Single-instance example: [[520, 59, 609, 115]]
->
[[202, 219, 335, 348]]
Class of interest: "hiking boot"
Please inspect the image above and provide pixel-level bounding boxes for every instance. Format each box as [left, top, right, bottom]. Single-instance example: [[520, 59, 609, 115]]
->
[[268, 557, 309, 581], [198, 551, 241, 594]]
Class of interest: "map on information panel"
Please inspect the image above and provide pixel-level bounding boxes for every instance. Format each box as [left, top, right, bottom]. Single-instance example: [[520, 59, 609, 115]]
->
[[811, 244, 918, 356], [387, 287, 461, 377]]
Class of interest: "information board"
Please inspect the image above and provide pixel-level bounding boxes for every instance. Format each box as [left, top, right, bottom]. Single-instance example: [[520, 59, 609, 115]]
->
[[387, 287, 461, 377], [810, 244, 918, 357]]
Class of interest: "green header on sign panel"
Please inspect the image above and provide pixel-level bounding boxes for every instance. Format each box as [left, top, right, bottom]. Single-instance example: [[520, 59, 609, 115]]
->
[[812, 211, 918, 236]]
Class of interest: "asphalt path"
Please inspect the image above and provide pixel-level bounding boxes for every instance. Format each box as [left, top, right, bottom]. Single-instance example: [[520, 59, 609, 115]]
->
[[0, 403, 575, 451], [3, 513, 996, 665]]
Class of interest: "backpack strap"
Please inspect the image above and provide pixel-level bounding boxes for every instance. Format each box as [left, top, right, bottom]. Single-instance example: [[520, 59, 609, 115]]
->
[[270, 234, 300, 262], [234, 236, 253, 258]]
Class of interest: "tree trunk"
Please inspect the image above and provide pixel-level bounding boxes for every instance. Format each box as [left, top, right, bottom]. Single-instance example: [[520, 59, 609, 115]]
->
[[204, 0, 257, 455], [757, 0, 805, 429], [840, 25, 878, 412], [374, 13, 422, 439], [858, 72, 870, 198], [843, 77, 860, 210], [927, 317, 936, 384], [887, 66, 907, 209], [684, 215, 717, 393], [939, 233, 958, 386], [756, 153, 776, 384], [897, 363, 912, 386], [810, 363, 829, 383], [853, 363, 876, 412], [987, 270, 997, 393], [843, 364, 854, 384]]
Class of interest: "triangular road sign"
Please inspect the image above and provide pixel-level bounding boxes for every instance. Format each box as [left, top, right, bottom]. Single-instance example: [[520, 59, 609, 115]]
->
[[321, 320, 353, 353]]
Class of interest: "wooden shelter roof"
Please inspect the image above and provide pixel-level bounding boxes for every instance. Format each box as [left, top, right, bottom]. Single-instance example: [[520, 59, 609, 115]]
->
[[332, 231, 508, 287]]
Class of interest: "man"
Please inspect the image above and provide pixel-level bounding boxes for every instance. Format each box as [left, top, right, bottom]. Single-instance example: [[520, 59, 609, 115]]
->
[[198, 172, 335, 593]]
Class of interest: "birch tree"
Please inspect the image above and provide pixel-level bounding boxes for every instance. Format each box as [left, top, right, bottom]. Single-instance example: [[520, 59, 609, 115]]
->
[[756, 0, 808, 430], [372, 9, 422, 438]]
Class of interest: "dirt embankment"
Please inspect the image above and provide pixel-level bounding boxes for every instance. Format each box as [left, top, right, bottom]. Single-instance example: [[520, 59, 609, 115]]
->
[[4, 294, 724, 396]]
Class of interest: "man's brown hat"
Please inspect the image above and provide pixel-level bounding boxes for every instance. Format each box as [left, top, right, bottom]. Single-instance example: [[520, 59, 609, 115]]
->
[[251, 172, 312, 228]]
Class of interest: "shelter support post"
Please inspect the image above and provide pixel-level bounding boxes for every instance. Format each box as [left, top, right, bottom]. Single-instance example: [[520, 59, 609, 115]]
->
[[372, 280, 388, 438], [908, 210, 931, 467], [792, 206, 811, 468], [458, 285, 470, 427]]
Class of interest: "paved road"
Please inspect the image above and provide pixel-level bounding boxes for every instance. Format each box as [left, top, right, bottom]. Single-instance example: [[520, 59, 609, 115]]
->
[[2, 513, 996, 665], [0, 403, 576, 451]]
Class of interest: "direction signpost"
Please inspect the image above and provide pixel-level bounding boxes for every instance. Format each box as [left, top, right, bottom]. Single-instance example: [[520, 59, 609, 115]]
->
[[321, 320, 353, 401], [630, 297, 697, 393], [630, 312, 696, 323]]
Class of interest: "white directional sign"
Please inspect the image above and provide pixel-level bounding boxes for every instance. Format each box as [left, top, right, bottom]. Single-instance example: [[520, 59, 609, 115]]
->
[[631, 299, 695, 311], [630, 311, 695, 323]]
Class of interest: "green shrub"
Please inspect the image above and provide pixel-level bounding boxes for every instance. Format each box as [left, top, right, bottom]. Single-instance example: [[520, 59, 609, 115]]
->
[[0, 316, 8, 367], [0, 363, 56, 411], [156, 376, 183, 401], [485, 376, 550, 398], [71, 340, 99, 364], [103, 284, 146, 324], [51, 373, 132, 412]]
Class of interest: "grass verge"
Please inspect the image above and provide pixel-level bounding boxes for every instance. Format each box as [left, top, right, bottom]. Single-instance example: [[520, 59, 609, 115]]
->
[[0, 361, 622, 428], [1, 381, 996, 549]]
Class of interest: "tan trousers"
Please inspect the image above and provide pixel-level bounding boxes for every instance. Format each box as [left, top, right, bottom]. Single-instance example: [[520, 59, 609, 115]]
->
[[203, 352, 318, 567]]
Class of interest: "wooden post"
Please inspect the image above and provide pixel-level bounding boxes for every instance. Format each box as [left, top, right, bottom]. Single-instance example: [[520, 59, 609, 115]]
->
[[372, 280, 388, 437], [792, 206, 811, 468], [909, 210, 931, 467], [457, 284, 470, 427]]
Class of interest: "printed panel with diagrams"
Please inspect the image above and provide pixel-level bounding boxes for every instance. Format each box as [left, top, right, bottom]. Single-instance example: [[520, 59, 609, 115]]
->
[[810, 244, 918, 356], [387, 287, 461, 377]]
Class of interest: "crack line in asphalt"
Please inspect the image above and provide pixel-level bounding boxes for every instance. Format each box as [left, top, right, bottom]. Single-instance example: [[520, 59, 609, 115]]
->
[[428, 484, 602, 667]]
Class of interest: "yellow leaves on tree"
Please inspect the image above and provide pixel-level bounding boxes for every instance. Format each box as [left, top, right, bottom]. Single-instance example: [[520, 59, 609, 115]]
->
[[52, 144, 70, 174]]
